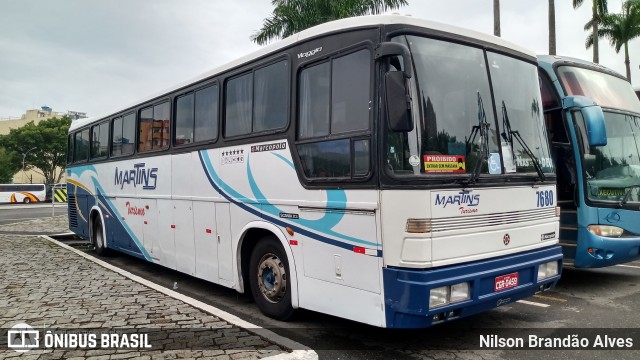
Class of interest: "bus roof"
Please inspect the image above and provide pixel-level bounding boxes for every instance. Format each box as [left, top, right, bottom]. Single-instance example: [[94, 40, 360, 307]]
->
[[70, 14, 535, 132], [537, 54, 627, 80]]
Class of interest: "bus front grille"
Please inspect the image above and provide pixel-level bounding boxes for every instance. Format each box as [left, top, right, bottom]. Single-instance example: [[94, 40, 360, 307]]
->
[[431, 207, 556, 233]]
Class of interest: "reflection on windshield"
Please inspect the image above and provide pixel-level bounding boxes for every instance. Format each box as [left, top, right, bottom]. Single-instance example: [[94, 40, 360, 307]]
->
[[581, 112, 640, 203], [558, 66, 640, 113]]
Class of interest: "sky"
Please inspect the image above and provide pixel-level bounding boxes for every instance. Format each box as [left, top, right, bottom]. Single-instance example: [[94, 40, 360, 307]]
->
[[0, 0, 638, 119]]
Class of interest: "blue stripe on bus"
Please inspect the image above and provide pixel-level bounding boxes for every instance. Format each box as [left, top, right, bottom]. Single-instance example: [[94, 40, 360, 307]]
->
[[245, 157, 374, 246], [67, 165, 152, 262], [271, 153, 295, 169], [198, 151, 382, 257], [91, 179, 153, 262]]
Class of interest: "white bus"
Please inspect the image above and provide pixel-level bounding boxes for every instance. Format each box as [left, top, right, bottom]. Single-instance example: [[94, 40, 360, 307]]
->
[[66, 15, 562, 328], [0, 184, 46, 204]]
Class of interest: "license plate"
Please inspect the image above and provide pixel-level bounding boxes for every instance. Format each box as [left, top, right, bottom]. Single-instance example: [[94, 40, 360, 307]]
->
[[494, 272, 519, 292]]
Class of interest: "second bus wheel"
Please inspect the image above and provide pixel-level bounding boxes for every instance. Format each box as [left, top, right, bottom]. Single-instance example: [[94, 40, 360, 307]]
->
[[249, 236, 294, 320], [91, 216, 110, 256]]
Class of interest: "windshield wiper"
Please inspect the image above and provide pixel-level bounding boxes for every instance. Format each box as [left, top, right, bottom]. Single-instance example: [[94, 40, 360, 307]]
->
[[462, 92, 490, 186], [501, 101, 546, 182], [619, 184, 640, 207]]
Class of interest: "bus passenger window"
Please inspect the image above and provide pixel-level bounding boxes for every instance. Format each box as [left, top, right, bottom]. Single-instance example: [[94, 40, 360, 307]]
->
[[175, 93, 195, 145], [74, 129, 89, 162], [111, 117, 123, 156], [254, 61, 288, 132], [298, 62, 330, 139], [225, 73, 253, 137], [331, 49, 371, 134], [139, 102, 170, 152], [194, 85, 218, 142], [122, 113, 135, 155], [296, 48, 372, 180], [90, 122, 109, 159]]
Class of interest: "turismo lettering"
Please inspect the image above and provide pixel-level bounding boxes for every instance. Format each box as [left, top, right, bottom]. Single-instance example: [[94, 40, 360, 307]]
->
[[114, 163, 158, 190], [435, 191, 480, 208], [125, 201, 145, 216]]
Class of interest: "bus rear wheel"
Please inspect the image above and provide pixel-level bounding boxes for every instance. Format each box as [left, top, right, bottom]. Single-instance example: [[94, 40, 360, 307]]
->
[[92, 216, 109, 256], [23, 197, 31, 204], [249, 236, 294, 320]]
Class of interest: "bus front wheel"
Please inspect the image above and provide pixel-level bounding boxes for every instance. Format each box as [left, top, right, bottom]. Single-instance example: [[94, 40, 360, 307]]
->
[[92, 216, 109, 256], [249, 236, 294, 320], [23, 197, 31, 204]]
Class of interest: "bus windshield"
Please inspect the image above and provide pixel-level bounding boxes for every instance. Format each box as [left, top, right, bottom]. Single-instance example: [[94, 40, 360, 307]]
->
[[557, 66, 640, 113], [385, 35, 554, 179], [580, 111, 640, 204]]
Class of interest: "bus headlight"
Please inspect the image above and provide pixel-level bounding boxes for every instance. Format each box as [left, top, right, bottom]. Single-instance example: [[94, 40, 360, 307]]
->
[[429, 286, 448, 309], [429, 282, 471, 309], [537, 261, 559, 281], [450, 282, 470, 303], [587, 225, 624, 238]]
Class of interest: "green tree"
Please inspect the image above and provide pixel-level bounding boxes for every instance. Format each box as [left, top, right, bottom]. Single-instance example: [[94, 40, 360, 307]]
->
[[251, 0, 408, 45], [0, 116, 72, 185], [573, 0, 609, 63], [588, 0, 640, 81], [494, 0, 501, 37], [0, 146, 21, 183]]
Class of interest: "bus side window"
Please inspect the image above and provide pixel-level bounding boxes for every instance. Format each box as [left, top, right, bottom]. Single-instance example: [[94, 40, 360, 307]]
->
[[297, 48, 372, 179], [74, 129, 89, 163], [139, 103, 170, 152]]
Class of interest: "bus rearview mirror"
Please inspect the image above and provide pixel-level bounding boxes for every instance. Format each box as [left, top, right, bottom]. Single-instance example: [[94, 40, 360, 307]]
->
[[582, 105, 607, 147], [385, 71, 413, 132], [562, 96, 607, 147]]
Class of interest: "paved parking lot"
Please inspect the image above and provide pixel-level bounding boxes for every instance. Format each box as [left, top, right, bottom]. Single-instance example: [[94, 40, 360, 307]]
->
[[0, 234, 305, 359], [1, 212, 639, 359]]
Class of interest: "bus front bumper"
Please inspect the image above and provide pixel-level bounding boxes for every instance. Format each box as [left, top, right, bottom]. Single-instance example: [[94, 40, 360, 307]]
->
[[382, 246, 562, 328], [574, 228, 640, 268]]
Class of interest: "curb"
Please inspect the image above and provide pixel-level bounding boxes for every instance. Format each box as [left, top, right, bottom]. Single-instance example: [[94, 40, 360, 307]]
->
[[0, 204, 67, 210], [40, 235, 318, 360]]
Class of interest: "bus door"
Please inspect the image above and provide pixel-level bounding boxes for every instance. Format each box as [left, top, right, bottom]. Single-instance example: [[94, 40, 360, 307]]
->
[[540, 73, 578, 257]]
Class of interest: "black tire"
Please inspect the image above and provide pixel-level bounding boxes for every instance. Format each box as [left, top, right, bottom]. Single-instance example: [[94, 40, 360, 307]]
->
[[92, 216, 109, 256], [23, 197, 31, 204], [249, 236, 294, 320]]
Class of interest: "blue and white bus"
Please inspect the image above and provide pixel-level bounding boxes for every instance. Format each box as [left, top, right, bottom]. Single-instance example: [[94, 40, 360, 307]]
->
[[538, 55, 640, 268], [67, 15, 562, 328]]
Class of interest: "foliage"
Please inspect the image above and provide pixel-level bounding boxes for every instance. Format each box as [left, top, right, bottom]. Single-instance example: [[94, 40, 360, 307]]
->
[[0, 146, 21, 183], [588, 0, 640, 81], [251, 0, 408, 45], [0, 116, 72, 184]]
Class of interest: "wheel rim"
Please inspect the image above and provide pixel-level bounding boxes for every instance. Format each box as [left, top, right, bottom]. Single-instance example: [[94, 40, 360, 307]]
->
[[257, 252, 287, 303], [24, 198, 30, 203], [95, 225, 104, 249]]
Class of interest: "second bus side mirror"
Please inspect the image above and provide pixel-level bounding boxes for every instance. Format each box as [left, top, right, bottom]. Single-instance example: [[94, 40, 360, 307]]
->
[[563, 95, 607, 147]]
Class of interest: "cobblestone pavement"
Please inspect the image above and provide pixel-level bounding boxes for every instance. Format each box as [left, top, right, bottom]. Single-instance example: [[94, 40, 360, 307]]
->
[[0, 215, 69, 234], [0, 235, 288, 359]]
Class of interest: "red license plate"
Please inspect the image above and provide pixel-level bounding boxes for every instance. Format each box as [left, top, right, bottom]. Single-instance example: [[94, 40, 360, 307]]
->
[[494, 272, 519, 292]]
